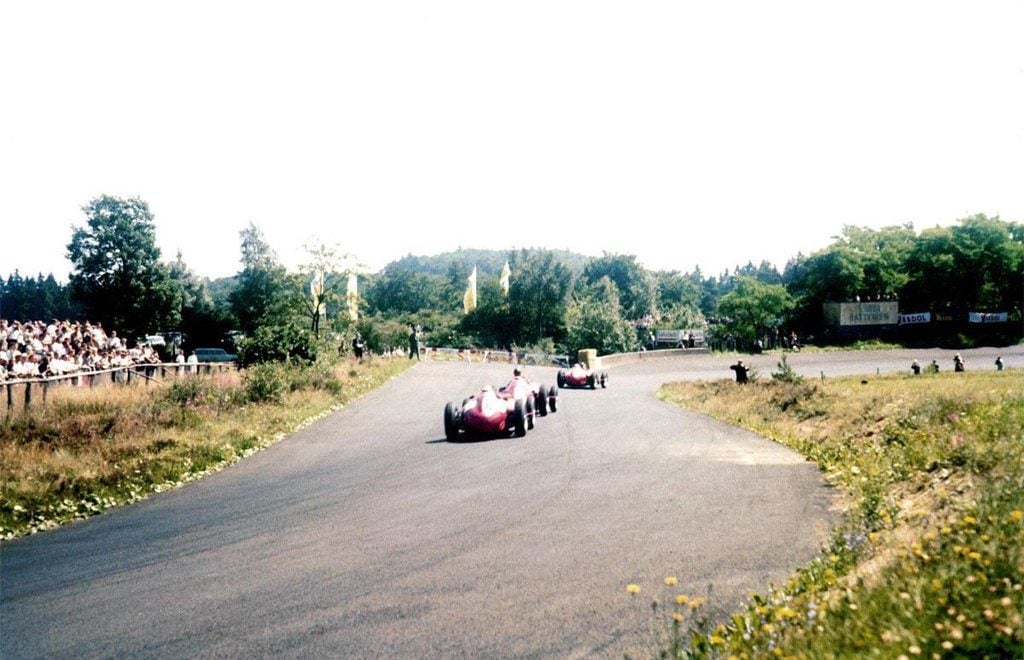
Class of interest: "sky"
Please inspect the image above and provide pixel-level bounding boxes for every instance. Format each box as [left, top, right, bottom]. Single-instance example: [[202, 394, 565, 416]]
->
[[2, 1, 1022, 283]]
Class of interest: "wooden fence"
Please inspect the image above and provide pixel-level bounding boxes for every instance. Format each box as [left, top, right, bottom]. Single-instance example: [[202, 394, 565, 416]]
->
[[2, 362, 237, 417]]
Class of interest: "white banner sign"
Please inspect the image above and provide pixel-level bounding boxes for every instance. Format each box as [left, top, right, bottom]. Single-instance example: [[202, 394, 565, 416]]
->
[[824, 301, 900, 326], [899, 312, 931, 325], [968, 312, 1008, 323]]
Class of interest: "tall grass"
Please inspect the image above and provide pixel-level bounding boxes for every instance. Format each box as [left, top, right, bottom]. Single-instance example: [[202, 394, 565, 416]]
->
[[655, 370, 1023, 657], [0, 358, 412, 539]]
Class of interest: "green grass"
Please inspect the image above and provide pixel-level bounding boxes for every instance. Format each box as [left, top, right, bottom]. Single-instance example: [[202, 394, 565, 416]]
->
[[655, 370, 1023, 658], [0, 358, 413, 539]]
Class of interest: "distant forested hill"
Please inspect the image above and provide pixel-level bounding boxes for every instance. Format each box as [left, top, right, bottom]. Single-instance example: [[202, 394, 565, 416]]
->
[[382, 248, 592, 276]]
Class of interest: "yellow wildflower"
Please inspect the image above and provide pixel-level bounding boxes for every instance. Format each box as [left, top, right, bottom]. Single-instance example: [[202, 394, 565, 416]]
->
[[1010, 510, 1023, 523], [664, 576, 678, 586], [709, 635, 725, 645], [962, 515, 977, 525], [626, 584, 641, 595], [762, 623, 775, 633], [676, 595, 689, 605], [673, 613, 684, 622]]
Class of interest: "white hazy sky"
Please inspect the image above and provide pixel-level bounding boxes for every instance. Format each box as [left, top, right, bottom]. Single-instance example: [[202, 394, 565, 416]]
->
[[2, 1, 1022, 282]]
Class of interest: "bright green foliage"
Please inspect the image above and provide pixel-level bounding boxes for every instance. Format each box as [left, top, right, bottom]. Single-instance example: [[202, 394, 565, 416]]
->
[[715, 276, 794, 346], [229, 223, 293, 334], [237, 324, 317, 366], [67, 195, 181, 340], [582, 253, 657, 320], [507, 249, 573, 345], [564, 277, 639, 355]]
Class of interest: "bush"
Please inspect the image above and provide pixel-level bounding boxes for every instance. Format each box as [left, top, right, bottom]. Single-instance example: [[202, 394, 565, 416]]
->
[[771, 353, 804, 384], [243, 363, 287, 403], [237, 325, 317, 366]]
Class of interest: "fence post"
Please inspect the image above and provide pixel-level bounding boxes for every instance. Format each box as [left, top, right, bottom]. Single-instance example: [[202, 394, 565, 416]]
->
[[6, 383, 12, 412], [24, 382, 32, 410], [42, 381, 49, 405]]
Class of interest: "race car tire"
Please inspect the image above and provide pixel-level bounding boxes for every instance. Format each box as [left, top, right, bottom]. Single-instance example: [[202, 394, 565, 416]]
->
[[513, 399, 527, 437], [444, 402, 460, 441], [536, 388, 548, 416], [548, 386, 558, 413], [587, 374, 596, 389], [557, 370, 567, 388], [601, 373, 608, 388]]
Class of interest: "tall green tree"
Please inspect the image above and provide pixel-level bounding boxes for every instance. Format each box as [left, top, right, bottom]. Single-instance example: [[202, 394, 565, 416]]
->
[[67, 195, 181, 340], [229, 223, 291, 334], [564, 276, 638, 355], [903, 215, 1022, 313], [167, 252, 233, 350], [507, 249, 573, 345], [581, 253, 656, 320], [716, 276, 794, 348]]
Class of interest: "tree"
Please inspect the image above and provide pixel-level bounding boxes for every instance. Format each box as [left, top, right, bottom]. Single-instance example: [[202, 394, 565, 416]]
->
[[716, 276, 794, 349], [581, 253, 656, 320], [67, 195, 181, 341], [564, 277, 638, 355], [167, 252, 233, 351], [903, 215, 1022, 314], [507, 250, 573, 346], [229, 223, 291, 334]]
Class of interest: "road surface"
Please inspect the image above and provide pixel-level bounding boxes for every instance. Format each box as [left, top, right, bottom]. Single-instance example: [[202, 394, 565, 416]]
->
[[2, 347, 1018, 657]]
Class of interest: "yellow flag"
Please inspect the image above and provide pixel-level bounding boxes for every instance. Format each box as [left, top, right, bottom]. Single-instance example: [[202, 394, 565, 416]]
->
[[500, 260, 511, 296], [463, 266, 477, 313], [347, 273, 359, 321]]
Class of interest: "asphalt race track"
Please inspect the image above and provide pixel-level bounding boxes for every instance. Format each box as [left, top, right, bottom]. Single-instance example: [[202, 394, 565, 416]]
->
[[1, 347, 1019, 658]]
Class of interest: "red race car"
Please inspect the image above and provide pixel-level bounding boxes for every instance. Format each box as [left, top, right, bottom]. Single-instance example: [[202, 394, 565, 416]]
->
[[444, 371, 558, 441], [557, 363, 608, 389], [444, 385, 528, 440], [498, 372, 558, 421]]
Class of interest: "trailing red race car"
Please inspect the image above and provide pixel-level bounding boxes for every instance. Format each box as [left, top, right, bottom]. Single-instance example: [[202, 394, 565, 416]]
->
[[443, 370, 558, 441], [557, 363, 607, 389], [498, 372, 558, 422]]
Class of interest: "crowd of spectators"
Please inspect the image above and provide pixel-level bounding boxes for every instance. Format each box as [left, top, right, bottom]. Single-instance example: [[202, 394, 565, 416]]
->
[[0, 320, 163, 382]]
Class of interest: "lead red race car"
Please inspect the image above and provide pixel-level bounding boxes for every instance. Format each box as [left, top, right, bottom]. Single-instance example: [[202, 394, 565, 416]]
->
[[443, 370, 558, 441], [557, 363, 608, 389]]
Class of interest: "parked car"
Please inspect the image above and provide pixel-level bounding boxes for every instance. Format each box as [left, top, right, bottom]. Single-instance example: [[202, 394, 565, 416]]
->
[[193, 347, 237, 363]]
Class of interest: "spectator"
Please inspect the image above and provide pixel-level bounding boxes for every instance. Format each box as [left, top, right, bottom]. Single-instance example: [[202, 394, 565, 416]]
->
[[730, 360, 749, 383], [995, 356, 1004, 371], [911, 359, 921, 375]]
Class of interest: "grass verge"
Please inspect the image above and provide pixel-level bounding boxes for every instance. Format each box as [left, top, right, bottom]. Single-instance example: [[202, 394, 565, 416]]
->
[[1, 358, 413, 540], [654, 368, 1022, 658]]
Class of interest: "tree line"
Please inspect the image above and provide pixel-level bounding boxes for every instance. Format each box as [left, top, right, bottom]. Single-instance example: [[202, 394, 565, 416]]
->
[[2, 195, 1020, 363]]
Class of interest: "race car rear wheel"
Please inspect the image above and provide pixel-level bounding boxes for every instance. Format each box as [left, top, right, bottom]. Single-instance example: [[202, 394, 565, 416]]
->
[[600, 373, 608, 388], [536, 388, 548, 416], [444, 402, 460, 441], [513, 399, 527, 437], [548, 386, 558, 413], [557, 370, 567, 388]]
